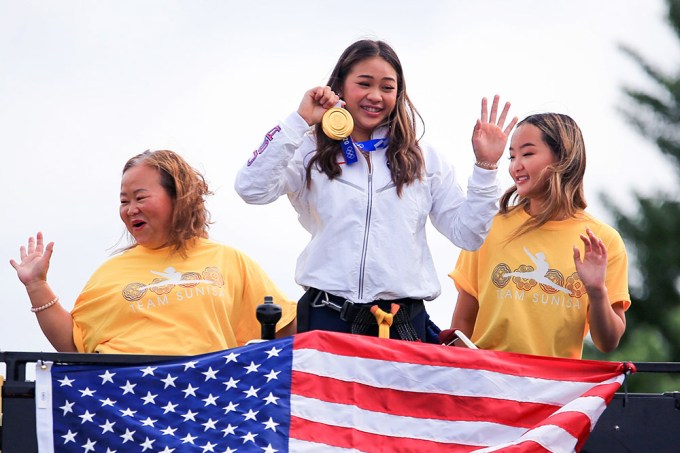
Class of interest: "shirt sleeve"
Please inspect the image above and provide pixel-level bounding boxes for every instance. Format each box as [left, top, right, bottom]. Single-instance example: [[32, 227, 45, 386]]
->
[[449, 248, 481, 299], [233, 251, 297, 346], [425, 144, 500, 251], [601, 225, 631, 310], [234, 112, 311, 204], [72, 320, 86, 352]]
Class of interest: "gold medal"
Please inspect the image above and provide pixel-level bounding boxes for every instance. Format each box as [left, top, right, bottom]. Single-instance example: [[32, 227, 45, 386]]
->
[[322, 107, 354, 140]]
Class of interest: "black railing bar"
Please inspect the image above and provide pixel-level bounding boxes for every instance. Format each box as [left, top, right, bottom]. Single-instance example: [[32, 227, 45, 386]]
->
[[0, 351, 180, 382], [630, 362, 680, 373]]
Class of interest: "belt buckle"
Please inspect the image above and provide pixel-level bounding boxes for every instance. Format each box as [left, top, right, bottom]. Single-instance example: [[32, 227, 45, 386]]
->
[[311, 291, 355, 320], [310, 291, 328, 309], [339, 300, 354, 322]]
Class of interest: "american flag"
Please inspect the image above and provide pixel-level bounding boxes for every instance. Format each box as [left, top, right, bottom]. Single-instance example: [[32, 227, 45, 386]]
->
[[35, 331, 631, 452]]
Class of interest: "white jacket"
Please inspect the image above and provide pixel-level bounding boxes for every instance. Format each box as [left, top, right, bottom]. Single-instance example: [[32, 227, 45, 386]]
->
[[235, 112, 500, 304]]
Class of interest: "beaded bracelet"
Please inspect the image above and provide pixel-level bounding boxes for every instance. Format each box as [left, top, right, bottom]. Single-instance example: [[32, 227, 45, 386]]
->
[[475, 160, 498, 170], [31, 296, 59, 313]]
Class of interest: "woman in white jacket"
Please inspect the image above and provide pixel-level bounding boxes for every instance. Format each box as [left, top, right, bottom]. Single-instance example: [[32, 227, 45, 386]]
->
[[235, 39, 516, 342]]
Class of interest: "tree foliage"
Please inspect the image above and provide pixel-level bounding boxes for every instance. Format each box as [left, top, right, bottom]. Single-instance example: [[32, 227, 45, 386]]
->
[[583, 0, 680, 392]]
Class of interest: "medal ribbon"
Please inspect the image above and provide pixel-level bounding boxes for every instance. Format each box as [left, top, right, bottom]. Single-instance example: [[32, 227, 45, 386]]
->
[[341, 137, 390, 165]]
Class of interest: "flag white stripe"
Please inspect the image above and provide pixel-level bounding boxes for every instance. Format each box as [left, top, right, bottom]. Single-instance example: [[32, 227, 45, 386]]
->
[[293, 348, 619, 405], [35, 361, 55, 453], [290, 394, 527, 446], [556, 395, 606, 417], [554, 393, 618, 431]]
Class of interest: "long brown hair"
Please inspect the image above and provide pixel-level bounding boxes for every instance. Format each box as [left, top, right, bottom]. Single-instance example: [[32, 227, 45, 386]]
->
[[500, 113, 587, 237], [121, 150, 213, 257], [305, 39, 424, 196]]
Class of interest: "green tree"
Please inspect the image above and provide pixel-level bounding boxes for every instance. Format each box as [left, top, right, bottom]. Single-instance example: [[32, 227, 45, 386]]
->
[[583, 0, 680, 393]]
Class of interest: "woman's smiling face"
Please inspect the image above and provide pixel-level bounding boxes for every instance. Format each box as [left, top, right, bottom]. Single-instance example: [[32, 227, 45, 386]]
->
[[508, 123, 557, 214], [340, 56, 398, 142], [119, 164, 174, 249]]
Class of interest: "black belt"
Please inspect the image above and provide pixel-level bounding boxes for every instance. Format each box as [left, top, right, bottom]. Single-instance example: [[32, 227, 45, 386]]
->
[[297, 288, 426, 341], [311, 290, 422, 323]]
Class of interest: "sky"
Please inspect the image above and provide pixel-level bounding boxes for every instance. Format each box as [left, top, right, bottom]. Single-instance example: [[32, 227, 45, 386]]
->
[[1, 0, 677, 356]]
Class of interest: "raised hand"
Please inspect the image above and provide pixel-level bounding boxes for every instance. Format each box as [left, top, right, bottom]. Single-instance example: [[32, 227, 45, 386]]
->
[[10, 232, 54, 289], [573, 228, 608, 294], [297, 86, 341, 126], [471, 95, 518, 167]]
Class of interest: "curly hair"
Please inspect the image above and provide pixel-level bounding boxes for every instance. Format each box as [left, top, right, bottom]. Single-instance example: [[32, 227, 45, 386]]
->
[[305, 39, 424, 196], [121, 149, 213, 257], [500, 113, 587, 238]]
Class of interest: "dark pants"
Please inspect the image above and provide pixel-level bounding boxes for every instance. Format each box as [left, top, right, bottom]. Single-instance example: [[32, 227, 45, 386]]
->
[[297, 288, 441, 343]]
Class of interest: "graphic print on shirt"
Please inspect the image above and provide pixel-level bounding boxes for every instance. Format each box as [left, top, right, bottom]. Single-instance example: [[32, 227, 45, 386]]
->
[[121, 266, 225, 311], [490, 246, 586, 309], [502, 247, 571, 293]]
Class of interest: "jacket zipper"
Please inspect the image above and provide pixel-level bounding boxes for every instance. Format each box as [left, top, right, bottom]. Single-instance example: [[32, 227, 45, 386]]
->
[[358, 154, 373, 300]]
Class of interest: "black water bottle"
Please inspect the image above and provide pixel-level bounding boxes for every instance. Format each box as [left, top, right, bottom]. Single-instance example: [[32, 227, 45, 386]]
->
[[256, 296, 282, 340]]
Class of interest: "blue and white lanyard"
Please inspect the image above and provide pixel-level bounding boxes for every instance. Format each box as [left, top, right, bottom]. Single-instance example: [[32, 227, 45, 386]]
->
[[341, 137, 390, 165]]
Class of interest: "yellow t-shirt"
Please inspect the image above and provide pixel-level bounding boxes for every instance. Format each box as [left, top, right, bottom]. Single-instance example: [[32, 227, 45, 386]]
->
[[450, 209, 630, 359], [71, 238, 296, 354]]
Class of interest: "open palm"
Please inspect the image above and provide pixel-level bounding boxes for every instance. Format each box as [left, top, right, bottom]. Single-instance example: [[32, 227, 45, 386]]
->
[[10, 232, 53, 287]]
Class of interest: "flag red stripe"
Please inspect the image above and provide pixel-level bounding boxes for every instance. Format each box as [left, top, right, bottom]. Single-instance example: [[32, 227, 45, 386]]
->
[[290, 415, 478, 452], [294, 332, 625, 383], [583, 382, 623, 403], [291, 371, 559, 428], [535, 410, 592, 446]]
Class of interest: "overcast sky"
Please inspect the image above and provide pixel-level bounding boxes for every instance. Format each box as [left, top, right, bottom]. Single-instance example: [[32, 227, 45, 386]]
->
[[1, 0, 677, 355]]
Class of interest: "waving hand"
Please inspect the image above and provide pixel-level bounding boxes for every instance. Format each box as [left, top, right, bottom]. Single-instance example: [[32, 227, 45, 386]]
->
[[471, 95, 518, 168]]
